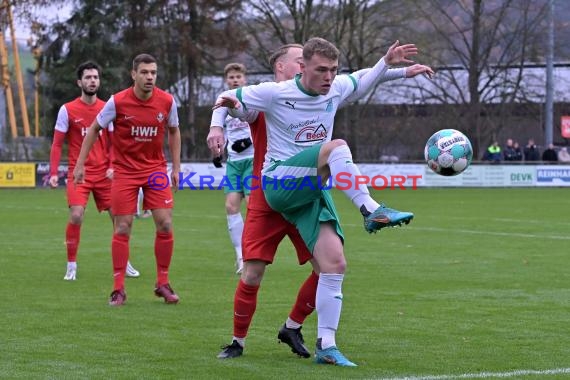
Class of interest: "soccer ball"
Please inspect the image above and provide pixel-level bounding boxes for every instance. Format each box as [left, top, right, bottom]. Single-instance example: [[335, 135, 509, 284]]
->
[[424, 129, 473, 176]]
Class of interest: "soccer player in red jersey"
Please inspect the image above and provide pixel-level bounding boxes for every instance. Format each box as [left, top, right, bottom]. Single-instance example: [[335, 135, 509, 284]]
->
[[209, 44, 433, 361], [49, 61, 139, 281], [73, 54, 181, 306]]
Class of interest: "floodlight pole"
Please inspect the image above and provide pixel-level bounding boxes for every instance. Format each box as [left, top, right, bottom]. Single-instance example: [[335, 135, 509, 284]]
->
[[545, 0, 554, 146], [6, 0, 31, 137], [0, 29, 18, 139]]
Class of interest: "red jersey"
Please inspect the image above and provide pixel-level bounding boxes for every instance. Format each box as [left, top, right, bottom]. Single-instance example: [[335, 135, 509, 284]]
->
[[97, 87, 179, 176], [247, 113, 273, 212], [50, 97, 110, 178]]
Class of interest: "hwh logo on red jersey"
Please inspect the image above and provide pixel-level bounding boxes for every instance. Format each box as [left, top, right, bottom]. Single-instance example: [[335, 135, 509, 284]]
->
[[131, 126, 158, 137], [81, 127, 104, 137]]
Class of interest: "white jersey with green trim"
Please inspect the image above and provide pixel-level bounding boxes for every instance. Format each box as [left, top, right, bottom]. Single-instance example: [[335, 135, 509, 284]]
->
[[234, 73, 357, 171], [225, 115, 253, 161]]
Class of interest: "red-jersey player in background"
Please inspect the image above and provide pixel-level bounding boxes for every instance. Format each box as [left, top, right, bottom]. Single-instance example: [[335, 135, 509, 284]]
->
[[73, 54, 181, 306], [49, 61, 139, 281]]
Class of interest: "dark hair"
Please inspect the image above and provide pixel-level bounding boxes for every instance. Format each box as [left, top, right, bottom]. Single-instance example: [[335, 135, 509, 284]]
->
[[132, 53, 157, 71], [76, 61, 101, 80], [303, 37, 339, 61], [224, 62, 247, 77], [268, 44, 303, 69]]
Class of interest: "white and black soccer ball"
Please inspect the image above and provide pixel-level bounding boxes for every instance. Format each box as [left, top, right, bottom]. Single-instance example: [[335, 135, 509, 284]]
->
[[424, 129, 473, 176]]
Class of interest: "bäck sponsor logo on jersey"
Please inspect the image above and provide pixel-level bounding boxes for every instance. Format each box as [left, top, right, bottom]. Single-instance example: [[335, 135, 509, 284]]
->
[[295, 124, 327, 143], [131, 126, 158, 137], [287, 117, 320, 131]]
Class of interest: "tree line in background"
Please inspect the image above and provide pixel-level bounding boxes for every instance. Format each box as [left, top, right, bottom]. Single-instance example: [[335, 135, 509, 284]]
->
[[6, 0, 570, 161]]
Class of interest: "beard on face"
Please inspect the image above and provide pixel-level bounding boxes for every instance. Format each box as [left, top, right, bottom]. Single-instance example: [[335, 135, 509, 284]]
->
[[81, 84, 98, 96]]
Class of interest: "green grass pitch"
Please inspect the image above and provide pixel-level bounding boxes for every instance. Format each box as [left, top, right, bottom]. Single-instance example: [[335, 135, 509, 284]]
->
[[1, 187, 569, 379]]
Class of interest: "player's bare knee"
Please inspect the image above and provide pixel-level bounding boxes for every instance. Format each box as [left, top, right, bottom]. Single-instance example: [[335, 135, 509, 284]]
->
[[155, 218, 172, 233], [319, 139, 348, 167], [323, 139, 347, 154], [315, 248, 346, 273], [225, 195, 241, 214], [336, 260, 347, 273], [327, 255, 347, 273], [69, 206, 85, 224], [225, 203, 240, 215], [242, 261, 266, 285], [114, 222, 132, 235], [242, 270, 263, 285], [69, 213, 84, 225]]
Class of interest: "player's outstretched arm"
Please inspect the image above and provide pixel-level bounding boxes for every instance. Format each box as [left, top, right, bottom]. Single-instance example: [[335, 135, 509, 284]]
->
[[405, 64, 434, 79], [384, 40, 417, 66], [73, 121, 102, 184], [208, 90, 258, 157], [212, 93, 239, 111], [213, 82, 274, 115], [168, 126, 181, 192], [343, 41, 432, 104], [213, 93, 259, 123]]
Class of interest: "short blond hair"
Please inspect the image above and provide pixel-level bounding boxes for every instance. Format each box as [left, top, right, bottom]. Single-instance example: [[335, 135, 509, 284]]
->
[[268, 44, 304, 69], [224, 63, 247, 77]]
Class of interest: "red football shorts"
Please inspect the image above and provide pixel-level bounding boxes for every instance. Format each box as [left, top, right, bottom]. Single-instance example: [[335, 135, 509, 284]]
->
[[67, 173, 111, 212], [242, 208, 312, 265], [111, 172, 174, 216]]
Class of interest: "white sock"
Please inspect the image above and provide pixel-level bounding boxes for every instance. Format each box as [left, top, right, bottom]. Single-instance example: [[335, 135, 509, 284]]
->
[[232, 336, 245, 347], [285, 317, 302, 330], [227, 213, 244, 261], [137, 188, 143, 215], [327, 145, 379, 213], [316, 273, 344, 349], [67, 262, 77, 270]]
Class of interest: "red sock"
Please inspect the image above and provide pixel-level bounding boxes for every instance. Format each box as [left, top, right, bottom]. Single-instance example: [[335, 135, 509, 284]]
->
[[155, 231, 174, 286], [289, 271, 319, 324], [65, 223, 81, 262], [234, 279, 260, 338], [111, 233, 129, 291]]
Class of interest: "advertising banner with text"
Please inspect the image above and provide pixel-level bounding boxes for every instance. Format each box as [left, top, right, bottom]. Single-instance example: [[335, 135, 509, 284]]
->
[[0, 163, 36, 188], [29, 162, 570, 188]]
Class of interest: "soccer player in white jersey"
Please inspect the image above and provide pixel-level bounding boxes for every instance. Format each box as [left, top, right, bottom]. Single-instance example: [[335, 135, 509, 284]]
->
[[217, 63, 254, 274], [211, 38, 430, 366]]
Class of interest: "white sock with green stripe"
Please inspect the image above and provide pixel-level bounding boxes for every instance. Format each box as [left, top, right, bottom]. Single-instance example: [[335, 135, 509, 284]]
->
[[327, 144, 379, 213], [227, 213, 244, 262], [316, 273, 344, 349]]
